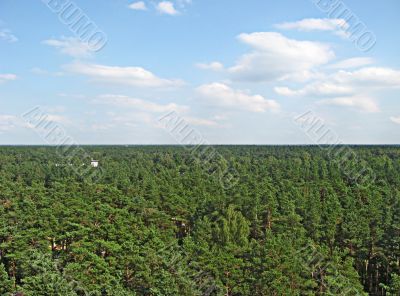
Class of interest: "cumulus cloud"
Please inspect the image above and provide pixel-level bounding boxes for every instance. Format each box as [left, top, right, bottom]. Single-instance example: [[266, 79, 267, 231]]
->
[[276, 67, 400, 97], [196, 62, 224, 71], [95, 94, 189, 113], [65, 63, 184, 88], [0, 74, 17, 83], [317, 96, 379, 113], [275, 83, 353, 97], [328, 57, 374, 69], [390, 116, 400, 124], [275, 18, 349, 38], [128, 1, 147, 10], [43, 37, 92, 58], [276, 66, 400, 112], [196, 83, 279, 113], [157, 1, 179, 15], [228, 32, 334, 82], [0, 29, 18, 43], [333, 67, 400, 87]]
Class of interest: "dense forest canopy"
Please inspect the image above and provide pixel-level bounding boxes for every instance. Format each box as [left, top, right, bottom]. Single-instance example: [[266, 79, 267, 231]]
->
[[0, 145, 399, 295]]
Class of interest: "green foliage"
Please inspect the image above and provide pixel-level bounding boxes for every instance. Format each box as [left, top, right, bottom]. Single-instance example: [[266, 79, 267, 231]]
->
[[0, 263, 13, 295], [381, 273, 400, 295], [0, 146, 399, 295], [213, 205, 250, 246]]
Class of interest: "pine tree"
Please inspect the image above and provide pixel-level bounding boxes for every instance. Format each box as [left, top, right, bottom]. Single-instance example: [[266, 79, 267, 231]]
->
[[0, 263, 13, 295]]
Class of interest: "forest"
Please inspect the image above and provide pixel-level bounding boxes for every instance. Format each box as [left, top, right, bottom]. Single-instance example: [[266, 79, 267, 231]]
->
[[0, 145, 399, 295]]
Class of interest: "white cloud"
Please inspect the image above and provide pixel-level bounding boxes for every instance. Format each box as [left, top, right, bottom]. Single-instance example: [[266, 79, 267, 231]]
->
[[58, 93, 86, 99], [275, 83, 353, 97], [275, 18, 349, 38], [328, 57, 374, 69], [0, 74, 17, 83], [90, 122, 117, 131], [43, 37, 92, 58], [95, 94, 189, 113], [197, 83, 279, 113], [0, 29, 18, 43], [157, 1, 179, 15], [41, 106, 67, 113], [0, 112, 69, 132], [280, 70, 326, 83], [228, 32, 334, 82], [128, 1, 147, 10], [276, 67, 400, 98], [276, 66, 400, 113], [31, 68, 49, 75], [0, 115, 19, 132], [213, 114, 228, 121], [43, 114, 71, 125], [333, 67, 400, 87], [65, 63, 184, 88], [107, 112, 153, 128], [31, 67, 64, 76], [318, 96, 379, 113], [177, 0, 192, 8], [98, 111, 215, 132], [23, 112, 71, 130], [390, 116, 400, 124], [184, 116, 219, 127], [196, 62, 224, 71]]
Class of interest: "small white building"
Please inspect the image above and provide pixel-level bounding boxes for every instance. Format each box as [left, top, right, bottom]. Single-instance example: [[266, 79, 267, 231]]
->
[[91, 160, 99, 168]]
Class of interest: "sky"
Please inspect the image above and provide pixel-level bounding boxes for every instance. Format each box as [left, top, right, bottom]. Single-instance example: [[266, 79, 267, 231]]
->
[[0, 0, 399, 144]]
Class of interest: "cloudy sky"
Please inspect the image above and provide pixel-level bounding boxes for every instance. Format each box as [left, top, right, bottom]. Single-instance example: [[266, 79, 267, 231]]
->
[[0, 0, 399, 144]]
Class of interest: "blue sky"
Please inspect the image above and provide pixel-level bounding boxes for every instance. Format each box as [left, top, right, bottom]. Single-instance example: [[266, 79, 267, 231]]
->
[[0, 0, 399, 144]]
